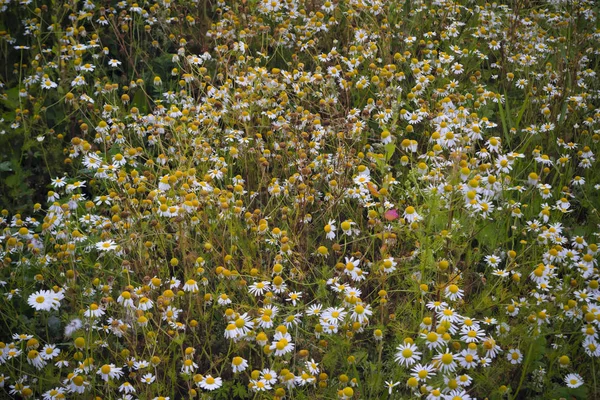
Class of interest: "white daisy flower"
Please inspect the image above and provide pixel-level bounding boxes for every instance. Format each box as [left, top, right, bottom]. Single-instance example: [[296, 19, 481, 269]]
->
[[198, 375, 222, 391]]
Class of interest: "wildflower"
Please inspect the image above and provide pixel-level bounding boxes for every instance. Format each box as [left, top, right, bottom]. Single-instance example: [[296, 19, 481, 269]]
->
[[384, 209, 399, 221], [217, 293, 232, 305], [433, 348, 457, 373], [340, 220, 358, 236], [350, 303, 373, 323], [385, 380, 400, 395], [321, 307, 347, 324], [426, 301, 448, 312], [445, 284, 464, 301], [284, 313, 302, 328], [564, 373, 584, 388], [181, 359, 198, 374], [381, 130, 392, 144], [28, 290, 61, 311], [233, 313, 254, 336], [306, 303, 323, 316], [42, 387, 66, 400], [119, 382, 136, 394], [422, 331, 443, 350], [141, 373, 156, 384], [169, 277, 181, 289], [270, 331, 294, 356], [250, 379, 272, 392], [324, 219, 336, 240], [452, 63, 464, 74], [198, 375, 222, 391], [445, 389, 472, 400], [404, 206, 422, 223], [287, 291, 303, 306], [80, 63, 95, 72], [484, 255, 501, 268], [231, 356, 248, 373], [183, 279, 199, 293], [26, 349, 47, 369], [411, 363, 435, 381], [457, 349, 479, 369], [248, 281, 270, 296], [224, 323, 239, 339], [84, 303, 104, 318], [134, 360, 150, 370], [507, 348, 523, 364], [260, 368, 277, 385], [96, 240, 117, 251], [51, 176, 67, 187], [460, 325, 485, 343], [137, 296, 153, 311], [438, 306, 461, 324], [42, 77, 58, 89], [97, 364, 124, 381], [380, 256, 397, 273], [64, 373, 89, 394], [117, 291, 134, 308], [109, 59, 122, 67], [394, 342, 422, 367], [40, 344, 60, 360]]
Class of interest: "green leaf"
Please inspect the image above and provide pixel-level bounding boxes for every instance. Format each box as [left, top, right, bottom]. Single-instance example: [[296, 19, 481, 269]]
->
[[232, 382, 248, 398], [546, 383, 588, 400], [2, 87, 20, 108], [384, 142, 396, 162], [515, 94, 529, 131]]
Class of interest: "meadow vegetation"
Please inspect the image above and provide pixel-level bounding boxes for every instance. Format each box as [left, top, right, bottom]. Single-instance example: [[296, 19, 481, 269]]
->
[[1, 0, 600, 399]]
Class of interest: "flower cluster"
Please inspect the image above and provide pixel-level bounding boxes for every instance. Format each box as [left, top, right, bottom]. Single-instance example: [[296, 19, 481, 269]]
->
[[1, 0, 599, 399]]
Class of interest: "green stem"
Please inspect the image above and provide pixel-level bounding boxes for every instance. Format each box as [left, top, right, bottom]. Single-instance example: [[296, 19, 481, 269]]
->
[[511, 340, 534, 400]]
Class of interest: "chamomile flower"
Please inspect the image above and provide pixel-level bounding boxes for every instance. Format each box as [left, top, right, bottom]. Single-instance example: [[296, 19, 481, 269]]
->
[[564, 373, 583, 388], [410, 363, 435, 381], [28, 290, 61, 311], [433, 348, 457, 373], [40, 344, 60, 360], [141, 373, 156, 384], [507, 348, 523, 364], [84, 303, 105, 318], [96, 240, 117, 252], [385, 380, 400, 395], [286, 291, 303, 306], [404, 206, 422, 223], [270, 331, 294, 356], [445, 284, 464, 301], [26, 349, 47, 369], [198, 375, 222, 391], [324, 219, 337, 240], [394, 342, 422, 367], [183, 279, 199, 293], [119, 382, 136, 394], [248, 281, 270, 296], [231, 356, 248, 373], [306, 303, 323, 316], [97, 364, 124, 381], [41, 77, 58, 89], [350, 303, 372, 323], [181, 359, 198, 374]]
